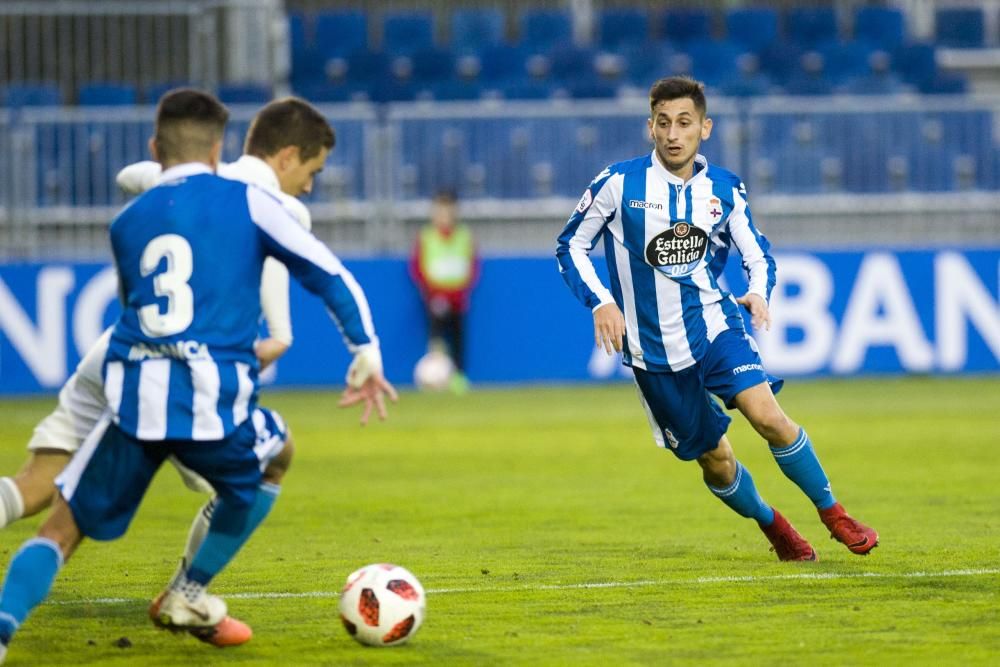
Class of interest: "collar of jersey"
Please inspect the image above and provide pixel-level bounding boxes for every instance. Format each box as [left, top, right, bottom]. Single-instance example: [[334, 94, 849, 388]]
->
[[157, 162, 213, 184], [222, 155, 280, 192], [650, 151, 708, 187]]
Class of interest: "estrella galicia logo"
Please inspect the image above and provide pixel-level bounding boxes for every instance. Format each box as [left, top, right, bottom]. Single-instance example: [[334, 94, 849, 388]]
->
[[645, 222, 709, 274]]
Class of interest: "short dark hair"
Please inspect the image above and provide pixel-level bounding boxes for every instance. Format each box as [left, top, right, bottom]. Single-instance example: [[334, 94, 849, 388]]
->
[[433, 189, 457, 203], [649, 76, 707, 116], [154, 88, 229, 164], [244, 97, 335, 161]]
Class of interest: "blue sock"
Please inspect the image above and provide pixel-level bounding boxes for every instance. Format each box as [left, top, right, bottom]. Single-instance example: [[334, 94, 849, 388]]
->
[[770, 428, 836, 510], [707, 462, 775, 526], [186, 482, 279, 586], [0, 538, 64, 645]]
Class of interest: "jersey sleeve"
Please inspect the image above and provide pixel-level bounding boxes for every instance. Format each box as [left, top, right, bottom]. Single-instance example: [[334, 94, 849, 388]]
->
[[727, 182, 776, 302], [555, 168, 618, 311], [260, 257, 293, 345], [246, 186, 377, 353], [115, 161, 162, 194]]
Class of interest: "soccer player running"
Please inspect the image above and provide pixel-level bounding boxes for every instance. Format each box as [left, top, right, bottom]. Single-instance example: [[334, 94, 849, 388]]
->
[[0, 89, 395, 662], [0, 97, 386, 646], [556, 77, 877, 561]]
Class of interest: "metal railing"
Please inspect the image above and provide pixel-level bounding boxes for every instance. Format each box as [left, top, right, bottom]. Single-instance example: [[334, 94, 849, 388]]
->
[[0, 94, 998, 258]]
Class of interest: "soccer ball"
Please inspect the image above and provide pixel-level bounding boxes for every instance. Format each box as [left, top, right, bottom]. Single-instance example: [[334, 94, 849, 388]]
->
[[339, 563, 426, 647], [413, 350, 454, 391]]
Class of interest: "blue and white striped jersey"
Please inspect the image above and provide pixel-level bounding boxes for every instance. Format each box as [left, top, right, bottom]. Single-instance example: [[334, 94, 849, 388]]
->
[[556, 152, 776, 373], [105, 163, 377, 441]]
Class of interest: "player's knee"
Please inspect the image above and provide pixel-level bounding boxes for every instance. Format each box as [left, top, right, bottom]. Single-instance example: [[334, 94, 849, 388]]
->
[[263, 433, 294, 484], [698, 439, 736, 487], [14, 450, 69, 516], [751, 409, 796, 445]]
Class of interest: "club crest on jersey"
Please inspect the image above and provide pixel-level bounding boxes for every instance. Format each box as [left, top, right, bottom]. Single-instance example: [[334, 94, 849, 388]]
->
[[628, 199, 663, 211], [645, 222, 708, 275], [708, 197, 723, 221]]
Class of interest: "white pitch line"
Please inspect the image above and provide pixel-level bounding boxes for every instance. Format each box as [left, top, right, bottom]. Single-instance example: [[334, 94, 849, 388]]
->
[[50, 568, 1000, 607]]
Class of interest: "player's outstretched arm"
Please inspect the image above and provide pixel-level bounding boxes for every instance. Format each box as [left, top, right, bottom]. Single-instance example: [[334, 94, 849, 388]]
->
[[115, 161, 163, 194]]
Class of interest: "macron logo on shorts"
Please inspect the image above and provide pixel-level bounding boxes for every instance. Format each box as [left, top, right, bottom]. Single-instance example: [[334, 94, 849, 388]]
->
[[732, 363, 764, 375]]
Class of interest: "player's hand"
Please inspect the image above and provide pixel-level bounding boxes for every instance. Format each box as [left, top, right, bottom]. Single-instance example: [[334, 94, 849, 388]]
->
[[736, 293, 771, 331], [255, 338, 290, 371], [338, 373, 398, 426], [593, 302, 626, 355]]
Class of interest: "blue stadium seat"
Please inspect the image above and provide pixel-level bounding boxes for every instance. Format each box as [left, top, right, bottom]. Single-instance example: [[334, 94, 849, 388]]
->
[[892, 43, 938, 88], [78, 83, 137, 106], [618, 41, 676, 85], [818, 40, 874, 85], [548, 45, 597, 84], [345, 49, 390, 85], [725, 8, 778, 53], [383, 11, 434, 55], [684, 39, 744, 86], [597, 8, 649, 50], [917, 72, 968, 94], [656, 9, 712, 44], [288, 11, 321, 83], [757, 42, 804, 86], [315, 10, 368, 59], [935, 8, 985, 48], [519, 9, 572, 51], [430, 79, 484, 101], [477, 44, 528, 82], [1, 83, 62, 107], [217, 84, 272, 104], [410, 47, 456, 83], [854, 7, 905, 49], [143, 82, 189, 105], [452, 8, 505, 53], [292, 80, 367, 104], [786, 8, 839, 47]]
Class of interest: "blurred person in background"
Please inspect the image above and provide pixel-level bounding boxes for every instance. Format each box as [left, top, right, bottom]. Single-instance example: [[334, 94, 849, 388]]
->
[[410, 190, 479, 394]]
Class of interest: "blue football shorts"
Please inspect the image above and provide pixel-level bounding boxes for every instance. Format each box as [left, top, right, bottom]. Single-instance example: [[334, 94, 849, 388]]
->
[[633, 328, 783, 461], [56, 407, 288, 541]]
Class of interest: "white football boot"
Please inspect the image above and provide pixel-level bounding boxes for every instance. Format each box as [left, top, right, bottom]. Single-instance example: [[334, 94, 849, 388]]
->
[[155, 589, 227, 629]]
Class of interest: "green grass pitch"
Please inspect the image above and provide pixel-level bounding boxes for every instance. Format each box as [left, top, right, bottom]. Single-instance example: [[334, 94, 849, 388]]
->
[[0, 377, 997, 665]]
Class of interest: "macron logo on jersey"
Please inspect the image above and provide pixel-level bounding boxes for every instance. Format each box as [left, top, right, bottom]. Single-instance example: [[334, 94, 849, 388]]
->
[[629, 199, 663, 211], [732, 363, 763, 375], [128, 340, 211, 361]]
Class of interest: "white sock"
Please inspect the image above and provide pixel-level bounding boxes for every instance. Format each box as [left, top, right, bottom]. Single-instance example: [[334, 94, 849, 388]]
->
[[0, 478, 25, 529], [168, 497, 216, 588]]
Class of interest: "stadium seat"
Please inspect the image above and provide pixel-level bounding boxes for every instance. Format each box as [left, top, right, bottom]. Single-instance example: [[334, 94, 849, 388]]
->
[[917, 72, 968, 94], [818, 40, 874, 85], [1, 82, 62, 107], [935, 8, 985, 48], [477, 44, 528, 82], [757, 41, 804, 86], [430, 79, 484, 101], [547, 45, 598, 84], [618, 41, 676, 86], [786, 8, 839, 47], [292, 80, 367, 104], [345, 49, 391, 86], [288, 11, 322, 84], [597, 8, 649, 50], [519, 9, 572, 52], [684, 39, 744, 87], [77, 83, 137, 106], [383, 11, 434, 55], [892, 43, 938, 88], [725, 8, 778, 53], [854, 7, 905, 49], [410, 47, 456, 83], [656, 9, 712, 44], [315, 10, 368, 58], [217, 83, 271, 104], [451, 8, 505, 53]]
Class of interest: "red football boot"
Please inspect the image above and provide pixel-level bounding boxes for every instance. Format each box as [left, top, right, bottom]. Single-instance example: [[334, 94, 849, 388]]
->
[[819, 503, 879, 555], [759, 508, 818, 561], [149, 591, 253, 647]]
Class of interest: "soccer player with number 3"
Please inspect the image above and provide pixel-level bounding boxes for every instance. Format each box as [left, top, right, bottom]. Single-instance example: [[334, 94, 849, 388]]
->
[[557, 77, 878, 562], [0, 89, 395, 663]]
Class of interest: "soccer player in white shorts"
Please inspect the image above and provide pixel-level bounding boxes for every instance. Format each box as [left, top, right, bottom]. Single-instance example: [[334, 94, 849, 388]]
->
[[0, 97, 389, 647]]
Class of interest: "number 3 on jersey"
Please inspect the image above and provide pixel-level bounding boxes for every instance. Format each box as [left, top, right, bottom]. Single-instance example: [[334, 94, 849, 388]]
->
[[138, 234, 194, 337]]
